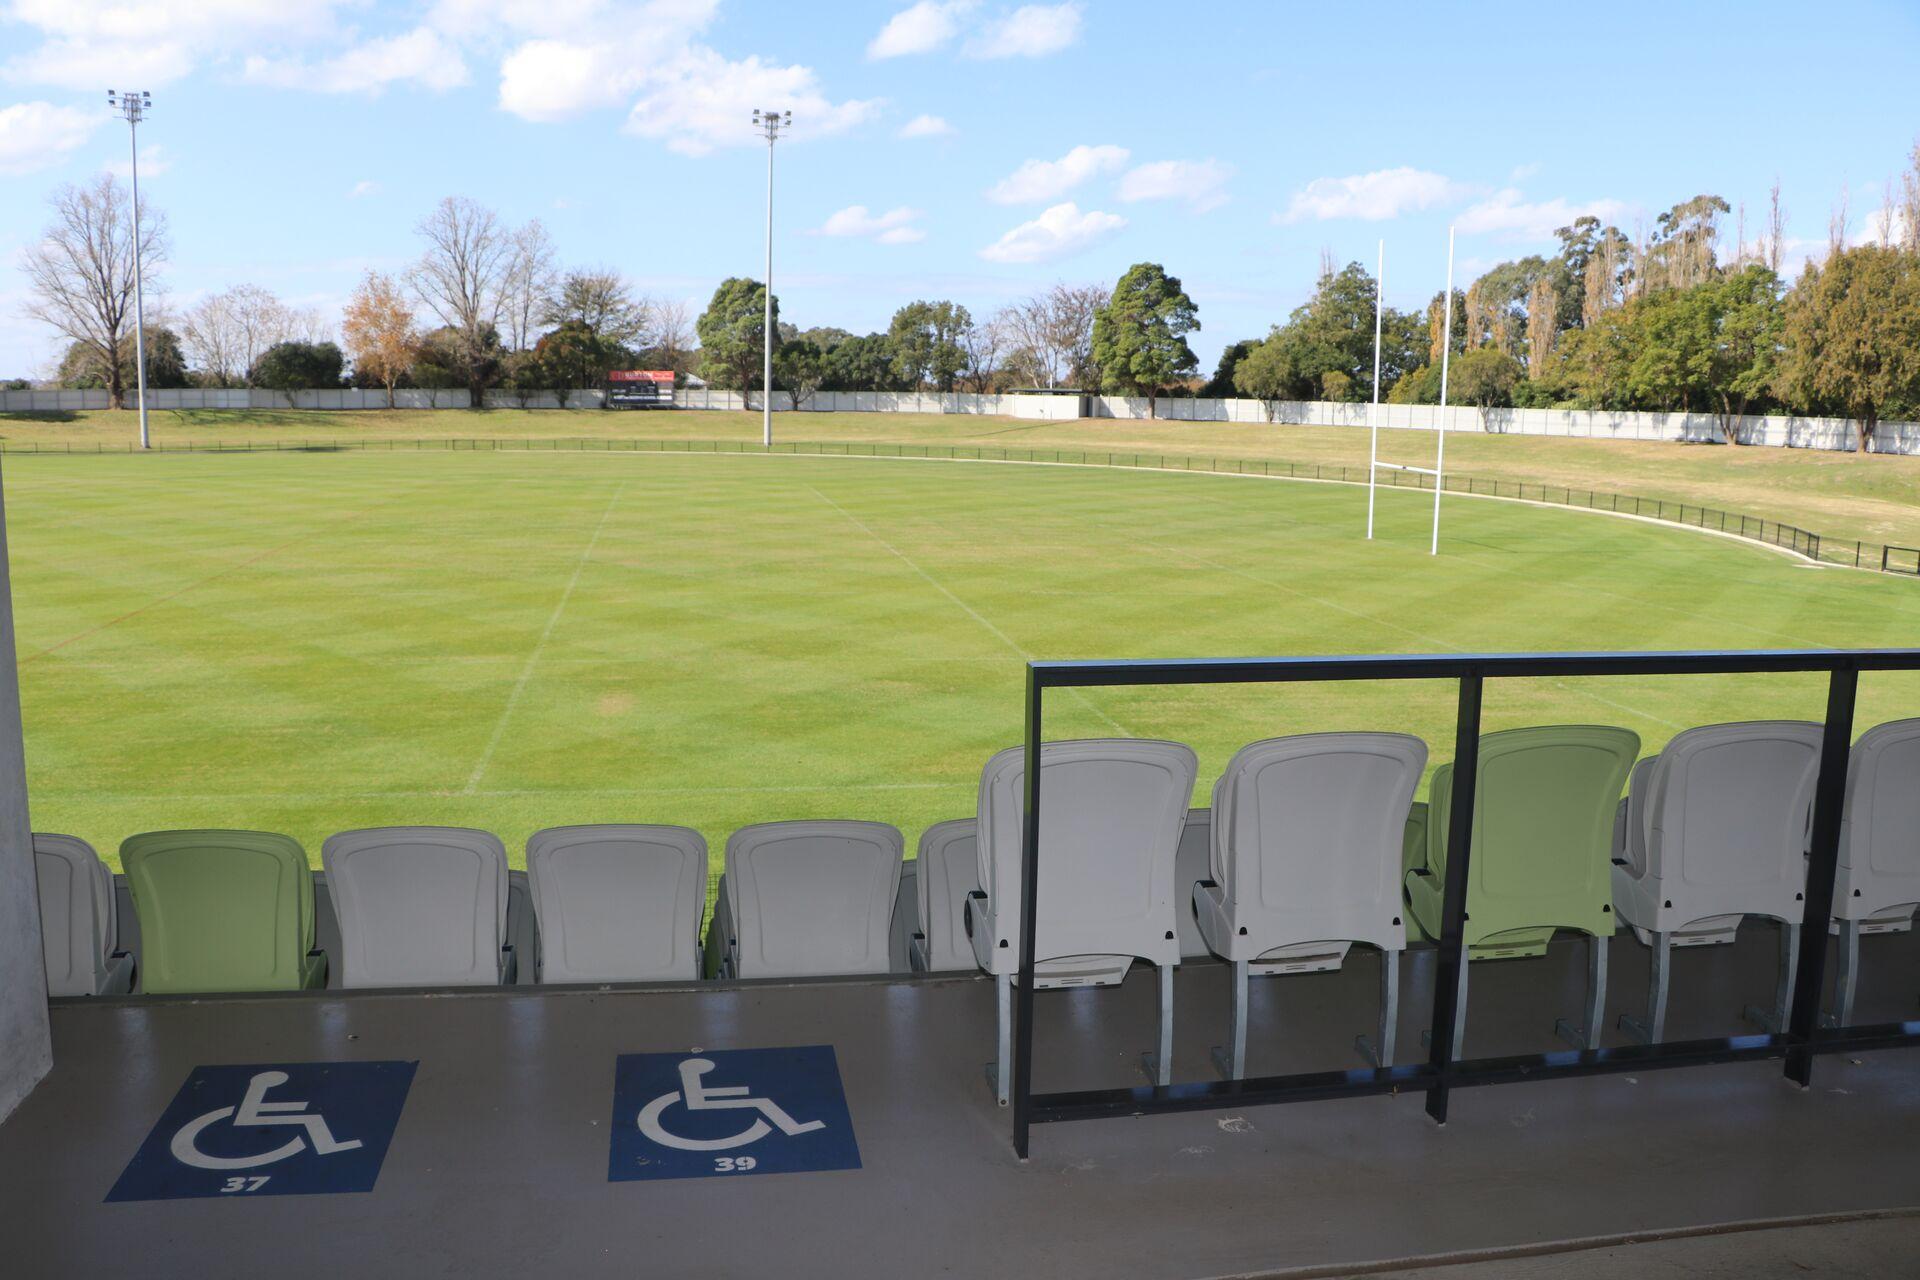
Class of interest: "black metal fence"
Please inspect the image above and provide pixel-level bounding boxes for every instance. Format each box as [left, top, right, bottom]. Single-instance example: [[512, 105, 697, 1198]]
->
[[3, 434, 1905, 575], [1008, 648, 1920, 1157]]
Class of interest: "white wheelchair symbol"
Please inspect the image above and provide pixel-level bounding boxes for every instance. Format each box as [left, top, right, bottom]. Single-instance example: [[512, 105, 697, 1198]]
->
[[637, 1057, 826, 1153], [169, 1070, 364, 1171]]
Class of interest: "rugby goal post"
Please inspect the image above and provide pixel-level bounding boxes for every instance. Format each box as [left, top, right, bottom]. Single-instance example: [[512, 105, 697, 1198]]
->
[[1366, 227, 1455, 555]]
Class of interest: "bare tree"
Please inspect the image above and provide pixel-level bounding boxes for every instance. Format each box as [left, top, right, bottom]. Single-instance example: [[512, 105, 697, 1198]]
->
[[961, 311, 1009, 393], [1829, 183, 1850, 257], [1049, 282, 1107, 388], [1766, 179, 1787, 273], [1525, 278, 1558, 377], [647, 296, 696, 375], [180, 284, 315, 386], [407, 196, 512, 405], [500, 219, 557, 351], [22, 175, 168, 408], [1900, 139, 1920, 253], [341, 271, 419, 407]]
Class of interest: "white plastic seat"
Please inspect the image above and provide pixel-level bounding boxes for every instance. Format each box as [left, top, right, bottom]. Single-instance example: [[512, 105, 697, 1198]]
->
[[321, 827, 512, 988], [526, 825, 707, 983], [969, 739, 1198, 1103], [1830, 719, 1920, 1025], [719, 821, 903, 979], [34, 833, 133, 997], [1175, 808, 1213, 959], [1194, 733, 1426, 1078], [911, 819, 981, 972], [1612, 721, 1823, 1042]]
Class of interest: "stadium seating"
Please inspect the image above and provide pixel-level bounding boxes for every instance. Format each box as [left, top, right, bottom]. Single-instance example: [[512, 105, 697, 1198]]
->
[[911, 819, 981, 972], [33, 834, 133, 997], [121, 830, 326, 994], [1195, 733, 1426, 1078], [1612, 721, 1823, 1042], [969, 739, 1198, 1104], [322, 826, 513, 988], [1405, 726, 1638, 1055], [1830, 719, 1920, 1025], [711, 820, 903, 979], [526, 825, 707, 983]]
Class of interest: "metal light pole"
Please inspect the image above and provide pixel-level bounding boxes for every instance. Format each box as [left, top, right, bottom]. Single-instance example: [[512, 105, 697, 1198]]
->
[[752, 108, 790, 448], [108, 90, 153, 450]]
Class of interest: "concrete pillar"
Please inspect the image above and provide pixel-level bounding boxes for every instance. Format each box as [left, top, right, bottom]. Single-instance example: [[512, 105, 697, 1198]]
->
[[0, 462, 49, 1124]]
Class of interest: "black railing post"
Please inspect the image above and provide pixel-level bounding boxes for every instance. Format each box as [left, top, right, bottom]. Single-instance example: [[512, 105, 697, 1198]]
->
[[1787, 662, 1858, 1085], [1425, 669, 1483, 1125], [1012, 664, 1044, 1159]]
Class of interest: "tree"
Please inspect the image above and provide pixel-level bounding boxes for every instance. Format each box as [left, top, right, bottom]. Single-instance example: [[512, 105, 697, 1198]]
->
[[774, 339, 825, 408], [532, 319, 635, 391], [500, 219, 557, 352], [695, 277, 777, 403], [250, 341, 345, 405], [1090, 262, 1200, 416], [407, 196, 512, 406], [887, 300, 971, 391], [1450, 348, 1522, 427], [1780, 246, 1920, 452], [960, 312, 1008, 393], [637, 297, 697, 377], [341, 271, 419, 407], [543, 269, 648, 350], [819, 334, 902, 392], [1700, 266, 1785, 441], [58, 325, 186, 391], [1643, 195, 1731, 292], [180, 284, 316, 387], [23, 175, 169, 409]]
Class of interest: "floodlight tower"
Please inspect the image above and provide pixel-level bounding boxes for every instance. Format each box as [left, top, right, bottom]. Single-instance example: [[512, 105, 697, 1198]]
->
[[109, 89, 153, 450], [752, 108, 792, 448]]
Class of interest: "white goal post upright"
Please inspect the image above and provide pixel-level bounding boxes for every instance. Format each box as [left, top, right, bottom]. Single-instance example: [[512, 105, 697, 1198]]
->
[[1364, 226, 1455, 555]]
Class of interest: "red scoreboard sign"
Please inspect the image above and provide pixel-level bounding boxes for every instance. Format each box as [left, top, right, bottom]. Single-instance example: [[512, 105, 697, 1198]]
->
[[606, 370, 675, 409]]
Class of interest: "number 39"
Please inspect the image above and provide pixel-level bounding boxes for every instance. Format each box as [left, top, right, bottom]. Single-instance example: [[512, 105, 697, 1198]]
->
[[713, 1156, 757, 1173]]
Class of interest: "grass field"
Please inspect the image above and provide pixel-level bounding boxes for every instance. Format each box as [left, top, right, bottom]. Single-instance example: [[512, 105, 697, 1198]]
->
[[7, 443, 1920, 873], [8, 406, 1920, 548]]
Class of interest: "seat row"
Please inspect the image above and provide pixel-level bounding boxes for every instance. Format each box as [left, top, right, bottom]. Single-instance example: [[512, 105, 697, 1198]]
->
[[35, 720, 1920, 1099]]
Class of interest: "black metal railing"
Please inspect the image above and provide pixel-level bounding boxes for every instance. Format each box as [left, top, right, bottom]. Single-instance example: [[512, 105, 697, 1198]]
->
[[1009, 648, 1920, 1157], [5, 435, 1908, 574]]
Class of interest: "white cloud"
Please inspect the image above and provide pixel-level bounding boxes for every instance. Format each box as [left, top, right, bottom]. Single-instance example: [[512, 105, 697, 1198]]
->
[[964, 3, 1083, 59], [868, 1, 975, 59], [242, 27, 469, 95], [0, 100, 101, 176], [622, 47, 881, 156], [497, 39, 639, 120], [349, 180, 381, 198], [1118, 158, 1232, 213], [987, 143, 1128, 204], [897, 113, 956, 139], [813, 205, 926, 244], [1281, 167, 1467, 223], [1455, 188, 1629, 241], [1852, 205, 1914, 248], [105, 143, 168, 179], [3, 1, 351, 88], [979, 201, 1123, 264]]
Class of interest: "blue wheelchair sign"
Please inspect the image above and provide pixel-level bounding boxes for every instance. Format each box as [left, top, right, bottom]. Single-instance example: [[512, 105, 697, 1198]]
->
[[609, 1046, 860, 1181], [107, 1061, 416, 1202]]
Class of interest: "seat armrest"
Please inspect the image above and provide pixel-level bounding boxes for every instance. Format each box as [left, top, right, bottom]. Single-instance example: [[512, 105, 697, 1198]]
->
[[964, 890, 987, 940], [909, 934, 929, 972]]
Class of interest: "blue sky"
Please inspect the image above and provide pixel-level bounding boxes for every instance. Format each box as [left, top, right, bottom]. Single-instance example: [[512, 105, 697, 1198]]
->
[[2, 0, 1918, 378]]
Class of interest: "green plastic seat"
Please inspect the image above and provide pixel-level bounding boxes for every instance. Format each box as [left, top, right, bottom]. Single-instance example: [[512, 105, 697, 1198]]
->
[[122, 830, 327, 994], [1405, 725, 1639, 959]]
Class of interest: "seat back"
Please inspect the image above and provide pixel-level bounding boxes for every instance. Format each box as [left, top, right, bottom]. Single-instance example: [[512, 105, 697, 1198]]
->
[[915, 819, 981, 972], [1840, 718, 1920, 920], [1213, 733, 1426, 957], [976, 739, 1197, 971], [725, 821, 903, 978], [121, 830, 315, 994], [34, 833, 114, 997], [1429, 726, 1639, 947], [322, 827, 508, 988], [1640, 721, 1822, 925], [527, 825, 707, 982]]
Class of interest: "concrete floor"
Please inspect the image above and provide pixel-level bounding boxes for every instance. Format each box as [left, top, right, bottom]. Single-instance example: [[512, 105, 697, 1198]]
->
[[3, 923, 1917, 1279]]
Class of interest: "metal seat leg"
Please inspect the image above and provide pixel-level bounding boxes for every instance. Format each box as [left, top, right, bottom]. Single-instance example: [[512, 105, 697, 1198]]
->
[[1745, 921, 1800, 1034], [1211, 959, 1249, 1080], [1556, 933, 1609, 1050], [1356, 947, 1398, 1068], [1620, 930, 1670, 1044], [1825, 918, 1862, 1028], [988, 972, 1012, 1106], [1142, 962, 1174, 1087]]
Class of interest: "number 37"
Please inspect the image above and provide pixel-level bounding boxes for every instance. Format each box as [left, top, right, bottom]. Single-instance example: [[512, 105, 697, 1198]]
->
[[220, 1176, 270, 1193], [712, 1156, 757, 1173]]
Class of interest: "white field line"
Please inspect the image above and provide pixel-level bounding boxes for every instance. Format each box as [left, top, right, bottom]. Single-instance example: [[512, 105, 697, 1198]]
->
[[805, 482, 1133, 737], [462, 481, 627, 793]]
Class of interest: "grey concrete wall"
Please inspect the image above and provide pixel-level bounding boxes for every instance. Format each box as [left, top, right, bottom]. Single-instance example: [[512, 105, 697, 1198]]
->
[[0, 462, 49, 1124]]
